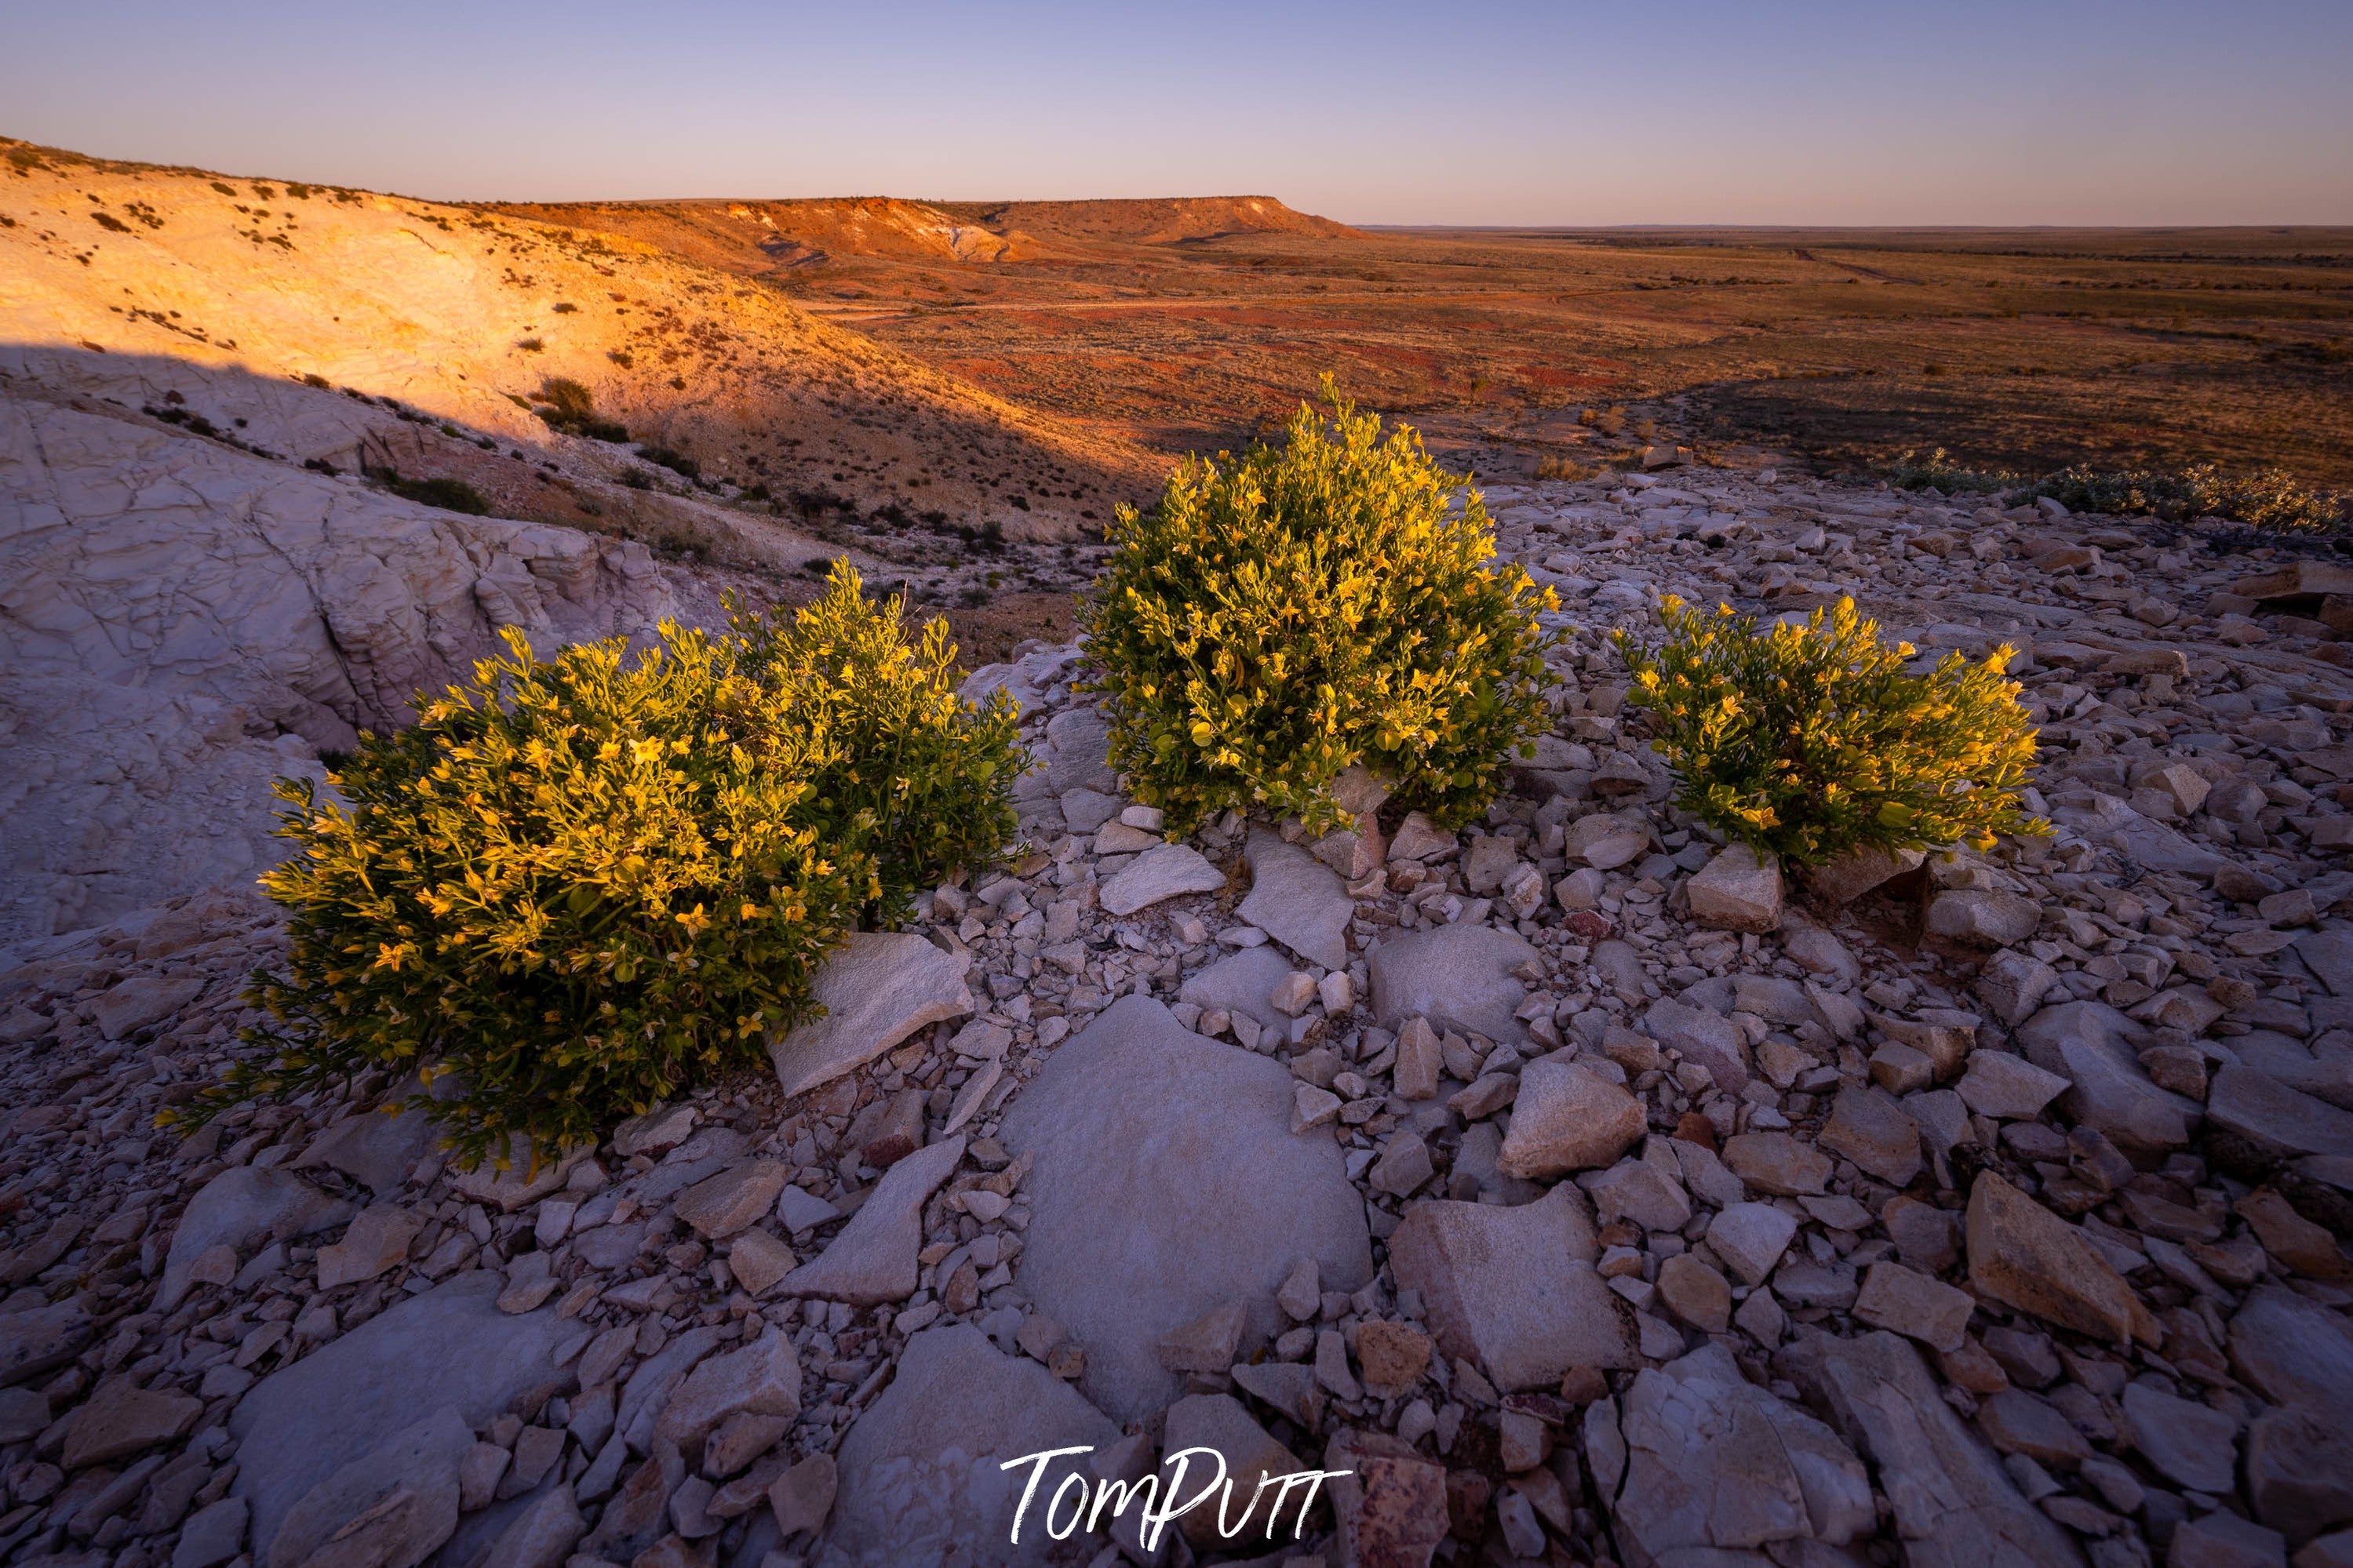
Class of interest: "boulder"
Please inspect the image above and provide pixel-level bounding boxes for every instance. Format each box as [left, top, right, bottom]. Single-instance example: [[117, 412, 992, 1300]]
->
[[767, 932, 974, 1098], [1687, 845, 1784, 933], [2121, 1381, 2239, 1495], [231, 1271, 590, 1563], [1566, 813, 1651, 871], [821, 1325, 1117, 1567], [1782, 1330, 2084, 1568], [0, 1300, 91, 1388], [1965, 1173, 2158, 1346], [1852, 1261, 1976, 1352], [1099, 842, 1227, 917], [1387, 1183, 1635, 1392], [651, 1330, 800, 1451], [999, 995, 1371, 1421], [1498, 1059, 1645, 1177], [778, 1136, 965, 1305], [1597, 1342, 1871, 1567], [675, 1161, 791, 1240], [1976, 950, 2060, 1027], [1237, 830, 1353, 971]]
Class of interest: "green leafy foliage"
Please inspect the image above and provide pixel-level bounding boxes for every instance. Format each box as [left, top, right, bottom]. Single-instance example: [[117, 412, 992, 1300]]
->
[[1618, 596, 2045, 867], [1082, 380, 1561, 835], [533, 377, 630, 442], [730, 562, 1022, 919], [184, 561, 1016, 1164]]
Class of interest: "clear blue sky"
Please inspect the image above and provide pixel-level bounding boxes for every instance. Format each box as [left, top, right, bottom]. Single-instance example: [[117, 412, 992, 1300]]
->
[[5, 0, 2348, 224]]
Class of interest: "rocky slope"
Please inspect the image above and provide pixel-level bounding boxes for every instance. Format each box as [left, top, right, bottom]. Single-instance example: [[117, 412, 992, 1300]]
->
[[0, 138, 1153, 544], [5, 462, 2352, 1568]]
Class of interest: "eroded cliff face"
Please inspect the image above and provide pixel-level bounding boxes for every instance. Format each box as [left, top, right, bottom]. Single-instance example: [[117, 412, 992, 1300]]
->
[[0, 383, 677, 943]]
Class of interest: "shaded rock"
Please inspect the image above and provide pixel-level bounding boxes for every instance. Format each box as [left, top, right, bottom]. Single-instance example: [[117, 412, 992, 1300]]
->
[[1965, 1173, 2158, 1346], [2019, 1001, 2200, 1155], [1498, 1059, 1645, 1177], [1099, 842, 1226, 917], [93, 973, 205, 1040], [1782, 1330, 2084, 1568], [2121, 1381, 2238, 1495], [1368, 923, 1540, 1046], [1978, 950, 2060, 1028], [1566, 813, 1651, 871], [1355, 1321, 1435, 1397], [1240, 830, 1353, 971], [768, 1453, 838, 1539], [2208, 1064, 2353, 1162], [1177, 945, 1295, 1031], [1721, 1131, 1830, 1195], [2172, 1511, 2288, 1568], [1590, 1159, 1696, 1234], [767, 932, 974, 1098], [653, 1330, 800, 1452], [264, 1406, 471, 1568], [1657, 1253, 1732, 1333], [1958, 1050, 2072, 1121], [315, 1204, 423, 1291], [1645, 995, 1750, 1094], [231, 1271, 589, 1563], [2229, 1286, 2353, 1414], [0, 1299, 92, 1388], [1599, 1342, 1871, 1566], [1688, 845, 1784, 933], [821, 1324, 1116, 1567], [297, 1098, 440, 1195], [1851, 1259, 1974, 1353], [61, 1375, 202, 1468], [173, 1497, 249, 1568], [1706, 1202, 1799, 1287], [158, 1166, 352, 1311], [479, 1482, 582, 1568], [1387, 1182, 1634, 1392], [676, 1162, 790, 1241], [1328, 1441, 1448, 1568], [1819, 1086, 1922, 1187], [1926, 889, 2041, 948], [1000, 995, 1371, 1421], [1043, 707, 1118, 795], [2246, 1404, 2353, 1546], [1976, 1388, 2090, 1468], [1160, 1392, 1306, 1549], [778, 1136, 964, 1306], [453, 1136, 588, 1213], [1805, 846, 1926, 905]]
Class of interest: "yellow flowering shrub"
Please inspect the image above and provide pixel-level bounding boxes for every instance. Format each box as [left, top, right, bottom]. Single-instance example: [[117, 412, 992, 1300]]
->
[[1082, 380, 1561, 835], [1617, 596, 2044, 866], [185, 561, 1017, 1165]]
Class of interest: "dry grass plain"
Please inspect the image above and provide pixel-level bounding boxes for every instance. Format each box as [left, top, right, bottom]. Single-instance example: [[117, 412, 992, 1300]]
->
[[502, 198, 2353, 492]]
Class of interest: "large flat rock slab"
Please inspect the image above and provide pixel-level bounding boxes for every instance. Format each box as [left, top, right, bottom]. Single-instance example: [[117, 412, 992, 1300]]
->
[[1237, 830, 1352, 971], [230, 1271, 591, 1563], [1368, 923, 1540, 1046], [999, 994, 1373, 1421], [1387, 1182, 1634, 1392], [768, 932, 974, 1099], [819, 1323, 1118, 1566]]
